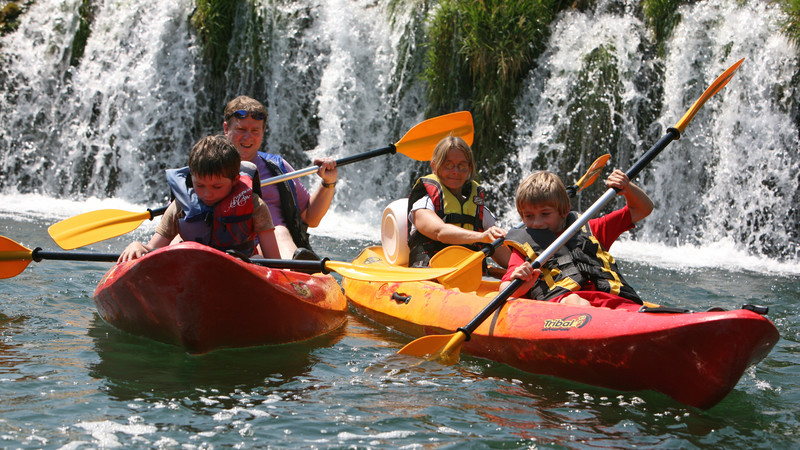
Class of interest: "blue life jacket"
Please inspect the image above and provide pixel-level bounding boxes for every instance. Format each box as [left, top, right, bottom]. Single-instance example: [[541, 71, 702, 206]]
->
[[166, 163, 257, 256], [258, 152, 312, 251]]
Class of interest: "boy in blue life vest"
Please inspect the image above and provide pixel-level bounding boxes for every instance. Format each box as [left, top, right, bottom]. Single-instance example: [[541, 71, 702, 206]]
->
[[222, 95, 337, 260], [117, 135, 280, 263], [500, 170, 654, 311]]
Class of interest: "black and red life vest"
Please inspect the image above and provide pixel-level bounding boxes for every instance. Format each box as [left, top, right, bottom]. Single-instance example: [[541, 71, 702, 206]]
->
[[505, 212, 642, 304], [406, 174, 485, 267]]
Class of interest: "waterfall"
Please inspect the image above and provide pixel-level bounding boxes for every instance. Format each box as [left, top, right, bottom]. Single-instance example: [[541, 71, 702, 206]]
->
[[645, 1, 800, 261], [0, 0, 201, 201], [511, 0, 799, 261], [1, 0, 797, 262]]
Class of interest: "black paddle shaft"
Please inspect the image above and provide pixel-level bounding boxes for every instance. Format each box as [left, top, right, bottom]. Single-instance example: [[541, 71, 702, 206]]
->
[[147, 205, 169, 220], [31, 248, 120, 263], [28, 248, 329, 275], [458, 278, 523, 338], [625, 128, 680, 181], [333, 145, 396, 167]]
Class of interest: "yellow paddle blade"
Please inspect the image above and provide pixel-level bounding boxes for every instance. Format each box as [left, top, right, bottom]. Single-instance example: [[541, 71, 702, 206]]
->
[[574, 153, 610, 193], [398, 331, 466, 365], [0, 236, 34, 279], [325, 260, 456, 282], [674, 58, 744, 134], [429, 245, 483, 292], [48, 209, 152, 250], [394, 111, 474, 161]]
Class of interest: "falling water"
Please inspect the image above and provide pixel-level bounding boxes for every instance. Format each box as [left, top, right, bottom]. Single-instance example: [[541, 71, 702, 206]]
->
[[0, 0, 201, 200], [644, 1, 800, 261], [1, 0, 798, 262], [511, 0, 799, 262]]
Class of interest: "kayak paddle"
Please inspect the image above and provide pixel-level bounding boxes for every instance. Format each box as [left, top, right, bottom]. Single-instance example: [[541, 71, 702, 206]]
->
[[47, 111, 474, 250], [0, 235, 457, 282], [260, 111, 474, 187], [47, 205, 169, 251], [565, 153, 611, 197], [399, 58, 745, 364], [429, 238, 504, 292], [428, 152, 612, 292]]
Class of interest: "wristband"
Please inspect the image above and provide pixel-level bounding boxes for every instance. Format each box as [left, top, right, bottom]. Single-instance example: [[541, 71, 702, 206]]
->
[[322, 181, 336, 189]]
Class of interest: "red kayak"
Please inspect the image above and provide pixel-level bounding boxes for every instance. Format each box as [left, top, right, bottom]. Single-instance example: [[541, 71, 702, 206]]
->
[[94, 241, 347, 353], [343, 246, 780, 409]]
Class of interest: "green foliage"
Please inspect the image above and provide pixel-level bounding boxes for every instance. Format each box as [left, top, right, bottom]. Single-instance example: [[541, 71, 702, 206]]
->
[[191, 0, 237, 78], [0, 1, 22, 35], [69, 0, 95, 67], [777, 0, 800, 48], [424, 0, 565, 173], [560, 46, 623, 205], [642, 0, 683, 55]]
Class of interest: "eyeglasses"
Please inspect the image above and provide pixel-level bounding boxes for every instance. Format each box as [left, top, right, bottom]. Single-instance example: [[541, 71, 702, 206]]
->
[[442, 162, 471, 173], [227, 110, 266, 121]]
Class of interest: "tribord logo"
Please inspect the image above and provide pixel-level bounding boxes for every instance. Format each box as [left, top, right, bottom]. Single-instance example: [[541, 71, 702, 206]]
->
[[542, 313, 591, 331]]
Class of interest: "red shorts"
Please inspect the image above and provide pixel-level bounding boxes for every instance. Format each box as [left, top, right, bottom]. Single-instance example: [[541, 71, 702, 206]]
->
[[550, 291, 642, 312]]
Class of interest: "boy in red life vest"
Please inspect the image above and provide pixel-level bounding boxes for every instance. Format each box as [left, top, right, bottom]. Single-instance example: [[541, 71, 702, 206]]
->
[[117, 135, 280, 263], [500, 170, 654, 311]]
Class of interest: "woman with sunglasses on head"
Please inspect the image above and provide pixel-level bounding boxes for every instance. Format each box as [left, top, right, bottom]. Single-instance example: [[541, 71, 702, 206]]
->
[[223, 96, 337, 260], [406, 135, 510, 270]]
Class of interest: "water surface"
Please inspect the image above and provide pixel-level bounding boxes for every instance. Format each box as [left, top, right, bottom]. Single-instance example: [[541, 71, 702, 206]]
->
[[1, 210, 798, 448]]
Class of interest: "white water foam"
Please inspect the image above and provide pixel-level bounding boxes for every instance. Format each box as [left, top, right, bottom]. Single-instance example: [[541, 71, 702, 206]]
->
[[612, 239, 800, 277], [73, 421, 157, 448]]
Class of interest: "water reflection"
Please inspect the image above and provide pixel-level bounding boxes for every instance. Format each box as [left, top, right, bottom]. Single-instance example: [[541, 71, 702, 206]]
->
[[0, 313, 28, 376], [87, 316, 344, 406]]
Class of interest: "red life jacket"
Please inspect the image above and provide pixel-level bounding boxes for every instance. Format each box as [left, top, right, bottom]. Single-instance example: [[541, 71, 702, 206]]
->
[[166, 165, 256, 256]]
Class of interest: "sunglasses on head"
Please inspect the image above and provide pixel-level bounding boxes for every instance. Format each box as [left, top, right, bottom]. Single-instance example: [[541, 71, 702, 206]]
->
[[228, 110, 266, 121]]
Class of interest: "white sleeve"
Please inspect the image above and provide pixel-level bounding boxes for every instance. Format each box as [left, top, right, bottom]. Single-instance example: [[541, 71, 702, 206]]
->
[[408, 195, 435, 226], [482, 207, 497, 229]]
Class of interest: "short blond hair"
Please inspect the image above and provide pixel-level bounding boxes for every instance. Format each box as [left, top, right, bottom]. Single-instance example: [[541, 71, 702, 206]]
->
[[430, 135, 475, 180], [516, 171, 570, 216]]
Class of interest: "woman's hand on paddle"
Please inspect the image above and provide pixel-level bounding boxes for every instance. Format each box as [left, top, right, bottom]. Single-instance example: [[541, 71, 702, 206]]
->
[[480, 226, 506, 244]]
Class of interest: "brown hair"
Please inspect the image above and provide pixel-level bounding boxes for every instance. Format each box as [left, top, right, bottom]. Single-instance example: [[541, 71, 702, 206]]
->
[[223, 95, 267, 124], [188, 135, 241, 181], [515, 171, 570, 216], [430, 135, 475, 180]]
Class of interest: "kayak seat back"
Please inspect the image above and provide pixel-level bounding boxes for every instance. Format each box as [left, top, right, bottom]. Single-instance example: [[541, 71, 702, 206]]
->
[[381, 198, 410, 266]]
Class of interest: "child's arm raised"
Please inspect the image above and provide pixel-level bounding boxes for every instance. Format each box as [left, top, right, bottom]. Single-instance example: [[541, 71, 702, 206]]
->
[[606, 169, 654, 223]]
